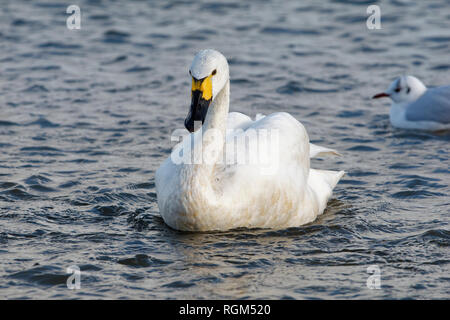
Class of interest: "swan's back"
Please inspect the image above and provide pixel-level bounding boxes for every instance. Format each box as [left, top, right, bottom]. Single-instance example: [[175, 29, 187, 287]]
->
[[210, 112, 343, 228]]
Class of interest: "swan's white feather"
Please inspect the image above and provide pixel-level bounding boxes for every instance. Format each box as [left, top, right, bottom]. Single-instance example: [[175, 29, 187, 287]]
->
[[309, 143, 341, 158], [156, 111, 344, 231], [228, 112, 341, 158]]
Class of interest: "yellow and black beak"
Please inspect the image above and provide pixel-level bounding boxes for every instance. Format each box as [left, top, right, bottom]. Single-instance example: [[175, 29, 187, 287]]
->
[[185, 74, 213, 133]]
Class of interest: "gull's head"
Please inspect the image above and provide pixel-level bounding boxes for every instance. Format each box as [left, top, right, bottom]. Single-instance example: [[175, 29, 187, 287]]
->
[[372, 75, 427, 104], [184, 49, 229, 132]]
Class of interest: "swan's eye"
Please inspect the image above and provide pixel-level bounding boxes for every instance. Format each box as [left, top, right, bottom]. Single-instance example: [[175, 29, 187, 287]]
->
[[211, 69, 217, 76], [189, 69, 192, 76], [406, 87, 411, 94], [394, 87, 401, 93]]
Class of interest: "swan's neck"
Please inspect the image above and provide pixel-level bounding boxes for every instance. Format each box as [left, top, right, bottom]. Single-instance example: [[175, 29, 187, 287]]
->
[[185, 80, 229, 205], [200, 80, 230, 165], [203, 80, 230, 136]]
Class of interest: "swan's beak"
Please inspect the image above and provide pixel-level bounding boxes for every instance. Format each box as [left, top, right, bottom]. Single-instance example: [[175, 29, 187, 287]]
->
[[372, 92, 390, 99], [185, 75, 213, 132]]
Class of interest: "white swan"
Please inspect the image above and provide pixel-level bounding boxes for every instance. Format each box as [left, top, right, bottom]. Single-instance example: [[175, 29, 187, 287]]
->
[[155, 49, 344, 231], [373, 75, 450, 131]]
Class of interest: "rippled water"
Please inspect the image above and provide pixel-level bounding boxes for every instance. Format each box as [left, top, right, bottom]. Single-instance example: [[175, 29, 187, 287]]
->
[[0, 0, 449, 299]]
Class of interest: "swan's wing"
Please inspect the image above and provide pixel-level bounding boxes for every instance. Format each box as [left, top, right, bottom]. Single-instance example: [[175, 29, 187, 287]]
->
[[226, 112, 341, 158], [223, 112, 310, 177], [249, 113, 341, 158], [405, 86, 450, 124], [226, 112, 253, 131], [308, 169, 345, 213], [309, 143, 341, 158], [220, 112, 343, 219], [226, 112, 266, 131], [255, 113, 266, 121]]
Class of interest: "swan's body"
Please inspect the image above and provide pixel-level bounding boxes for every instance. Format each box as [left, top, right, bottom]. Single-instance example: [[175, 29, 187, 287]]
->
[[373, 75, 450, 131], [155, 49, 344, 231]]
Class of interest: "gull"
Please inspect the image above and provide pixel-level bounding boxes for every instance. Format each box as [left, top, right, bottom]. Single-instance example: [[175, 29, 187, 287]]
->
[[373, 75, 450, 131]]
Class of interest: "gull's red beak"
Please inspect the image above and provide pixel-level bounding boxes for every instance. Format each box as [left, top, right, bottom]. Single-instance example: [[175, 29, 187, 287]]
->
[[372, 92, 390, 99]]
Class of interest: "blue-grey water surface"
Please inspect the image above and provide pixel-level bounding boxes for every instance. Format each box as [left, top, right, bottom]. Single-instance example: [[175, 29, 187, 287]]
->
[[0, 0, 449, 299]]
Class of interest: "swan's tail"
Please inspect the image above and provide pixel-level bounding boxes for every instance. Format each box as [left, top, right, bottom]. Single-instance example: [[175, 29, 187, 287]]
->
[[309, 143, 341, 158], [308, 169, 345, 214]]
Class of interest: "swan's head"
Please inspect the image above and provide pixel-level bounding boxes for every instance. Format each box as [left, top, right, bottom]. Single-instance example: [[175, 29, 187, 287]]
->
[[372, 75, 427, 104], [185, 49, 229, 132]]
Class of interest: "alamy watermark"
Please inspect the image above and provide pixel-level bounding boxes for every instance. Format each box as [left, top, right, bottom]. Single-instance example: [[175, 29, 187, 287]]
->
[[170, 122, 280, 176], [366, 5, 381, 30], [66, 5, 81, 30], [66, 265, 81, 289], [366, 265, 381, 289]]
